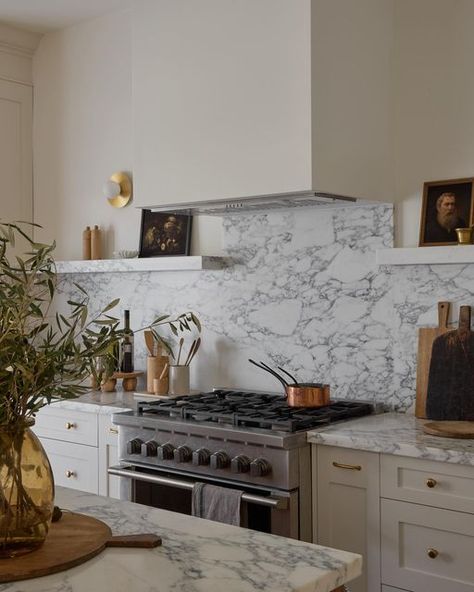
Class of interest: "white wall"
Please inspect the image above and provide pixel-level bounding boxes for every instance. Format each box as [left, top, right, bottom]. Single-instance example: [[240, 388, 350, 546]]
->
[[393, 0, 474, 246], [33, 10, 134, 259]]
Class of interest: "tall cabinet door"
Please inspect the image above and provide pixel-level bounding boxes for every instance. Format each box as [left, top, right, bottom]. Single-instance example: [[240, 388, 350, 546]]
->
[[0, 79, 33, 244], [315, 445, 380, 592]]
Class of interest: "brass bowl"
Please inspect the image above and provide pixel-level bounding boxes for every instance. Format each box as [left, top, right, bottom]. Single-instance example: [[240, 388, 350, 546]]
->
[[455, 227, 473, 245]]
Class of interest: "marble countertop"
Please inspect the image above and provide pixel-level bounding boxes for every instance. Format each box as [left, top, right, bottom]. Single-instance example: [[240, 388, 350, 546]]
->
[[307, 412, 474, 466], [45, 390, 177, 414], [0, 488, 361, 592]]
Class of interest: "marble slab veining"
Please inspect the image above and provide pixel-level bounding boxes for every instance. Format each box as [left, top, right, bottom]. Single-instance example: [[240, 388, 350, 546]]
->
[[0, 487, 362, 592], [307, 412, 474, 466], [54, 203, 474, 411]]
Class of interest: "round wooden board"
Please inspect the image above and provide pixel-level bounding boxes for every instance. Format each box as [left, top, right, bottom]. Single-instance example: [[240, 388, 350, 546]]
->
[[423, 421, 474, 439], [0, 512, 112, 583]]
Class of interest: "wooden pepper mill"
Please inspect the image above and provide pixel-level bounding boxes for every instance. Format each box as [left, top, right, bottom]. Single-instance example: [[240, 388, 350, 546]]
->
[[91, 225, 102, 260], [82, 226, 91, 260]]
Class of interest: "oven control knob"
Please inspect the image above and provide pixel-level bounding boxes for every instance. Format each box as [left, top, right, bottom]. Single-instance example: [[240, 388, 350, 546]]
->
[[250, 458, 272, 477], [231, 455, 251, 474], [192, 448, 211, 466], [157, 442, 175, 460], [210, 450, 230, 470], [142, 440, 159, 457], [174, 445, 192, 463], [127, 438, 143, 455]]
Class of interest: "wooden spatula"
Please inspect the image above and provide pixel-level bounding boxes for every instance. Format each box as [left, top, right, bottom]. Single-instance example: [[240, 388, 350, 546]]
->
[[144, 330, 155, 356]]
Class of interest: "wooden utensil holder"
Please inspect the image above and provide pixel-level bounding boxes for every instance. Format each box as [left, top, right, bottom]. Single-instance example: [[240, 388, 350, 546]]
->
[[147, 355, 169, 394]]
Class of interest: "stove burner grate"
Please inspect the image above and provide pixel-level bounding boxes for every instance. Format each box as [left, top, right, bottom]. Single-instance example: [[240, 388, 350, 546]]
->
[[136, 390, 373, 433]]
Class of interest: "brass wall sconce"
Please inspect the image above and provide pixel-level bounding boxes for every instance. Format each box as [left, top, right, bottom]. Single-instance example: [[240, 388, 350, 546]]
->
[[103, 172, 132, 208]]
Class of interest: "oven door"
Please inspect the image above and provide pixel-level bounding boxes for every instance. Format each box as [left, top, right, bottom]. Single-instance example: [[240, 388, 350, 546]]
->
[[108, 464, 299, 539]]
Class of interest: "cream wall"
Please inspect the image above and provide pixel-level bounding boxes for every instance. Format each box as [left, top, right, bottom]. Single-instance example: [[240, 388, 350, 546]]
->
[[393, 0, 474, 247], [32, 1, 474, 252], [33, 9, 135, 259]]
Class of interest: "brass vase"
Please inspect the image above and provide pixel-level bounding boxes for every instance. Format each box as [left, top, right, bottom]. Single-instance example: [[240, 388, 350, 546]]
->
[[0, 420, 54, 557]]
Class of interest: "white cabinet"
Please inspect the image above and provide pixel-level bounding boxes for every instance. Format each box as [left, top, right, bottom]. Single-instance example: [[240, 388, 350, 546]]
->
[[41, 438, 98, 493], [380, 455, 474, 592], [314, 446, 474, 592], [98, 414, 120, 499], [314, 446, 380, 592], [34, 404, 124, 499], [381, 499, 474, 592]]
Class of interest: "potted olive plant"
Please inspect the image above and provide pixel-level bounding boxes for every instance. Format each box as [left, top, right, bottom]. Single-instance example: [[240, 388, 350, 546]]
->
[[0, 223, 124, 557]]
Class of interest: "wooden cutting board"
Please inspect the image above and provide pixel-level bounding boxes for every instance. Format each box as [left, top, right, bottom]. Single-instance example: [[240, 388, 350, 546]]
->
[[415, 301, 450, 418], [423, 421, 474, 438], [0, 512, 161, 583], [425, 305, 474, 421]]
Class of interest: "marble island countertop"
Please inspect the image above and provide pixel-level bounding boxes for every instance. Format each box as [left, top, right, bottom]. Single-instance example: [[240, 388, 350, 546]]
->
[[0, 487, 362, 592], [307, 412, 474, 466]]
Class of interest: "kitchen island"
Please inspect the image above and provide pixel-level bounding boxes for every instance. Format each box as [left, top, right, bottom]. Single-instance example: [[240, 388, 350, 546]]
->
[[0, 487, 361, 592]]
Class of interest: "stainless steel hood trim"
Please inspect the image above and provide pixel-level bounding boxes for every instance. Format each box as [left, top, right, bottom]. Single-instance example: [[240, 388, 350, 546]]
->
[[137, 189, 371, 216]]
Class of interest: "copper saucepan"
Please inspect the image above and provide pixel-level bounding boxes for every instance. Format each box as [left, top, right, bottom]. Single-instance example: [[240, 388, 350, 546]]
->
[[285, 383, 330, 408], [248, 359, 330, 408]]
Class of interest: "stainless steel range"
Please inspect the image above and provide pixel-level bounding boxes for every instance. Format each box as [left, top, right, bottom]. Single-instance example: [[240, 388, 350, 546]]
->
[[109, 389, 373, 541]]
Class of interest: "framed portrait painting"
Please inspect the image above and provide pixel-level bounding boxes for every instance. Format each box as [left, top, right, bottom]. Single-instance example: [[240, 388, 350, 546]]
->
[[419, 178, 474, 246], [139, 210, 192, 257]]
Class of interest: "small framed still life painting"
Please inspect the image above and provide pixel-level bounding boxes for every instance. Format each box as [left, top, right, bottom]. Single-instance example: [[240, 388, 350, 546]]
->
[[138, 210, 193, 257], [419, 178, 474, 246]]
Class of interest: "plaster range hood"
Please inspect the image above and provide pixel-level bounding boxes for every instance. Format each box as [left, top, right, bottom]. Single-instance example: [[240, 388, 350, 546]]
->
[[137, 190, 372, 216]]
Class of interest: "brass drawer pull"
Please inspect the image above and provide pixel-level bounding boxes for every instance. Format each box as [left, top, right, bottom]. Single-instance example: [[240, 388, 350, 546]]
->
[[65, 422, 76, 430], [426, 478, 437, 488], [65, 470, 76, 478], [427, 548, 439, 559], [332, 461, 362, 471], [108, 427, 119, 435]]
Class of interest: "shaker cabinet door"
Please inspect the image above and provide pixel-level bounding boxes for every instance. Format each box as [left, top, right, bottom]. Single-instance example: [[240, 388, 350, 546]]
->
[[315, 445, 380, 592]]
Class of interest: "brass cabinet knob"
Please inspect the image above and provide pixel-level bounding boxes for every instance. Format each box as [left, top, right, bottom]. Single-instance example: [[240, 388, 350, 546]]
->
[[427, 548, 439, 559], [65, 422, 76, 430], [426, 478, 437, 488], [65, 470, 76, 478], [108, 427, 119, 435]]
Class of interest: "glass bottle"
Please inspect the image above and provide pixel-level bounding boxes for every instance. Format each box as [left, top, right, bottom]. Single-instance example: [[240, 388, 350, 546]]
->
[[120, 309, 134, 373]]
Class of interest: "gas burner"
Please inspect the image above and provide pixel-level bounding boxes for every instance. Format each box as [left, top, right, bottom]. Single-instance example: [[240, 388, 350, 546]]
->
[[137, 391, 373, 433]]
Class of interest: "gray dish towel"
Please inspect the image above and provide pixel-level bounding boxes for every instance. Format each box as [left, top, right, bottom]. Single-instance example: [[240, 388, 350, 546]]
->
[[191, 483, 243, 526]]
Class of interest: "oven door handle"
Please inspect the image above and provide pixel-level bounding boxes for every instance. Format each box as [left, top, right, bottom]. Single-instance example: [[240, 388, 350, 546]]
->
[[108, 465, 288, 510]]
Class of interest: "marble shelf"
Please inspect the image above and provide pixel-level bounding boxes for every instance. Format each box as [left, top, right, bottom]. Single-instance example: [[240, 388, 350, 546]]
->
[[376, 245, 474, 266], [55, 256, 226, 274]]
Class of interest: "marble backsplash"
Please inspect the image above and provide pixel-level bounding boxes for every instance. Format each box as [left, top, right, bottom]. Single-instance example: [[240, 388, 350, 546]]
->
[[56, 204, 474, 410]]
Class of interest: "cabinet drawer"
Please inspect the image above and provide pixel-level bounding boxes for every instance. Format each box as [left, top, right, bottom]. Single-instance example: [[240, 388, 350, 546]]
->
[[381, 454, 474, 514], [381, 499, 474, 592], [34, 406, 98, 446], [41, 438, 98, 494]]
